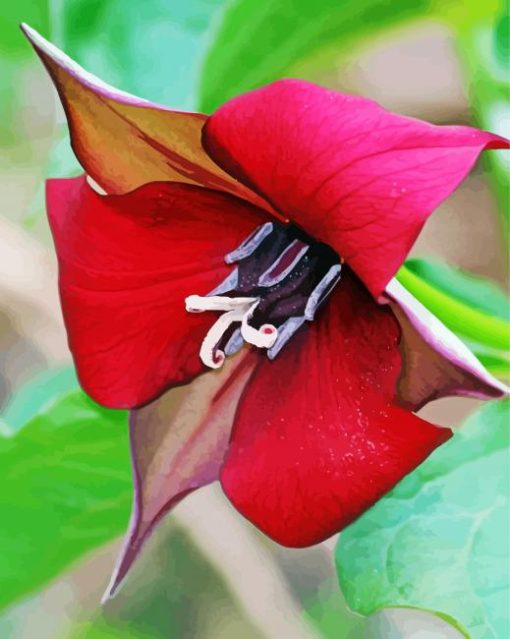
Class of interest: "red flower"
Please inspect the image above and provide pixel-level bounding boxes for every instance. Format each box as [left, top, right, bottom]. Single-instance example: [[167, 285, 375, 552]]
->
[[23, 25, 508, 596]]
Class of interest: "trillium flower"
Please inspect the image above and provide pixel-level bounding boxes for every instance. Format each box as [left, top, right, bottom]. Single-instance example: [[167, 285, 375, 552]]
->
[[22, 25, 509, 596]]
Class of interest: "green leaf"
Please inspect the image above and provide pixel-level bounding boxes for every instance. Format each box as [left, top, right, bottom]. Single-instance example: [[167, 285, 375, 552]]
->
[[0, 367, 78, 433], [24, 126, 82, 237], [404, 258, 509, 322], [454, 6, 510, 226], [0, 391, 131, 611], [303, 587, 364, 638], [364, 607, 468, 638], [0, 0, 50, 145], [56, 0, 226, 110], [67, 619, 155, 639], [493, 1, 509, 66], [0, 0, 49, 58], [396, 265, 510, 351], [335, 399, 510, 639], [199, 0, 437, 112], [398, 260, 510, 379], [474, 352, 510, 377]]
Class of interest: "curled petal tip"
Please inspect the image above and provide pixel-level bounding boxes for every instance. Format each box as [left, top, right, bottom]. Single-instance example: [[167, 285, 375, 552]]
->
[[386, 278, 510, 409], [20, 23, 156, 108], [21, 25, 274, 210], [101, 516, 146, 603], [104, 354, 256, 595]]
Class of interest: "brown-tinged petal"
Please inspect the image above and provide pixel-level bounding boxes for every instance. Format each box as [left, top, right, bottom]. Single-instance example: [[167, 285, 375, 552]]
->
[[386, 278, 509, 410], [20, 24, 272, 213], [104, 351, 257, 599]]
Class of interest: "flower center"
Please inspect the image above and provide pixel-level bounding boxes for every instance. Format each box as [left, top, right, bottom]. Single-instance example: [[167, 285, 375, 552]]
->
[[185, 222, 342, 368]]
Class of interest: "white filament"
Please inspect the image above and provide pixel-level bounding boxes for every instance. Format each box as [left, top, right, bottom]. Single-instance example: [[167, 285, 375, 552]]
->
[[185, 295, 277, 368], [198, 307, 247, 369], [185, 295, 257, 313]]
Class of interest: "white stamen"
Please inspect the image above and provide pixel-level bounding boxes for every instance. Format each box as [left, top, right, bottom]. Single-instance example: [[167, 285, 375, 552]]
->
[[185, 294, 257, 313], [225, 222, 274, 264], [241, 301, 278, 349], [304, 264, 342, 320], [185, 295, 278, 369], [199, 307, 247, 369], [185, 295, 278, 368]]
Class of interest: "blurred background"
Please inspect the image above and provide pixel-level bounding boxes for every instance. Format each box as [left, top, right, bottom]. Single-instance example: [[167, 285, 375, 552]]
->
[[0, 1, 508, 638]]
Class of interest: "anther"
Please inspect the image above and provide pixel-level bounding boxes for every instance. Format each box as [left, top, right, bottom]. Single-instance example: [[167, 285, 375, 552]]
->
[[207, 268, 239, 296], [258, 239, 309, 287], [304, 264, 342, 320], [185, 221, 342, 368], [225, 223, 274, 264], [199, 307, 248, 368]]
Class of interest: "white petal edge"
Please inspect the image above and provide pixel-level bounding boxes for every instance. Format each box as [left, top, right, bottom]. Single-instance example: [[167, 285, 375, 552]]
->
[[21, 23, 182, 113], [386, 277, 509, 408], [86, 175, 108, 195]]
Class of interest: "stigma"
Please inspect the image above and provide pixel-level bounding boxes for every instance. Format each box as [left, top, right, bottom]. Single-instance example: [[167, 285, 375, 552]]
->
[[185, 222, 342, 369]]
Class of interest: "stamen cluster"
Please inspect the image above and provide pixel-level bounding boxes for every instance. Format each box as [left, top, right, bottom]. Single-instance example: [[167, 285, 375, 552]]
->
[[186, 222, 342, 367]]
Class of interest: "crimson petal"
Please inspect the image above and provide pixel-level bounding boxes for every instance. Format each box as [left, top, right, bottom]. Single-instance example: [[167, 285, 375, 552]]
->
[[204, 80, 508, 297], [220, 272, 451, 547], [47, 176, 267, 407]]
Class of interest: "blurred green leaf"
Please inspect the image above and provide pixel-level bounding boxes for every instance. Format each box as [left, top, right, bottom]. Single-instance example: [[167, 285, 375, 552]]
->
[[335, 399, 510, 639], [0, 0, 49, 57], [199, 0, 438, 112], [493, 1, 509, 66], [58, 519, 267, 639], [0, 366, 78, 433], [364, 607, 468, 638], [24, 126, 82, 237], [303, 587, 363, 638], [397, 264, 510, 351], [68, 619, 154, 639], [399, 260, 510, 379], [0, 0, 50, 145], [474, 351, 510, 377], [404, 258, 509, 321], [455, 6, 510, 226], [57, 0, 226, 110], [0, 391, 131, 611]]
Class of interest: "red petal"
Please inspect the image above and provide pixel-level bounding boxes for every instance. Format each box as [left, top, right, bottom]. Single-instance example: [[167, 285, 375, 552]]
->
[[47, 176, 267, 408], [204, 80, 508, 297], [220, 272, 451, 547]]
